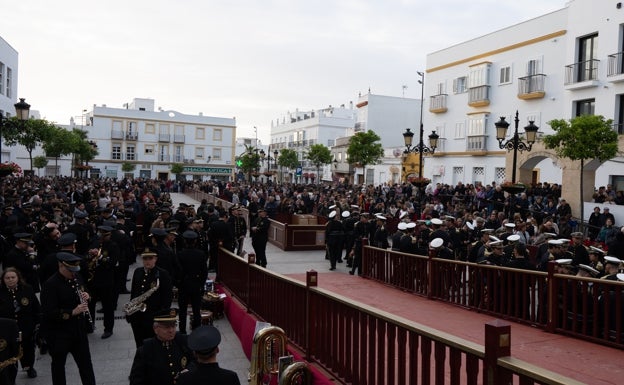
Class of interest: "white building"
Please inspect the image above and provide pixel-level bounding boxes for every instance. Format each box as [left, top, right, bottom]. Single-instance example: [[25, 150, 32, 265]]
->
[[424, 0, 624, 191], [66, 98, 237, 180], [350, 92, 421, 185], [0, 36, 19, 162], [270, 105, 355, 182]]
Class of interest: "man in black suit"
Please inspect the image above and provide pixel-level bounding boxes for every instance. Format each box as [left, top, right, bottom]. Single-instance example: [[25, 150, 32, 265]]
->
[[207, 211, 234, 272], [251, 208, 270, 268], [177, 231, 208, 334], [127, 249, 173, 347], [176, 325, 241, 385], [129, 309, 193, 385]]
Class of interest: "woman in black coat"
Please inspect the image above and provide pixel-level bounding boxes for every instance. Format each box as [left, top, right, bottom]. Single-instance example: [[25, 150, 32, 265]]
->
[[0, 267, 41, 378]]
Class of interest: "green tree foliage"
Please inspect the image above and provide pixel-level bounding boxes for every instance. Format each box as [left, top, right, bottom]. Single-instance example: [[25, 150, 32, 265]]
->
[[42, 125, 73, 171], [237, 145, 261, 182], [2, 117, 58, 170], [170, 163, 184, 176], [277, 148, 300, 169], [33, 155, 48, 176], [347, 130, 384, 183], [306, 144, 332, 184], [544, 114, 619, 220], [122, 162, 136, 173]]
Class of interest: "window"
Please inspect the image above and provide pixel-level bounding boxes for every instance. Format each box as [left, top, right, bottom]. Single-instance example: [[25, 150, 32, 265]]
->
[[145, 145, 154, 154], [468, 63, 491, 88], [578, 34, 599, 81], [213, 148, 222, 160], [5, 67, 11, 98], [453, 76, 467, 94], [454, 121, 465, 139], [195, 147, 204, 158], [196, 127, 205, 140], [527, 58, 542, 75], [575, 99, 595, 116], [112, 144, 122, 160], [0, 62, 4, 95], [213, 128, 222, 141], [174, 125, 184, 135], [467, 116, 486, 136], [145, 123, 155, 134], [435, 82, 446, 95], [126, 145, 136, 160], [499, 65, 512, 84]]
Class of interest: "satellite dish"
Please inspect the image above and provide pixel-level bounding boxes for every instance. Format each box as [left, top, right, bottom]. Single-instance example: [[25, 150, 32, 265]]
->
[[168, 112, 175, 118], [393, 148, 402, 158]]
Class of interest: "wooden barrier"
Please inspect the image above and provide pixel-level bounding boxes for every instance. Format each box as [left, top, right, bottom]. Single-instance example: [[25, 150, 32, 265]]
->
[[217, 246, 586, 385]]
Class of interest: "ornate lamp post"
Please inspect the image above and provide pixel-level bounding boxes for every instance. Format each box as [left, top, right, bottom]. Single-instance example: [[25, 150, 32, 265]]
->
[[494, 110, 539, 218], [0, 98, 30, 163], [402, 72, 438, 215]]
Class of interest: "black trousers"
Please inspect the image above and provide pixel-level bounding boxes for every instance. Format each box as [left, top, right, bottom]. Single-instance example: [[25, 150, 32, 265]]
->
[[252, 238, 268, 267], [47, 331, 96, 385], [178, 286, 203, 333], [88, 284, 115, 333], [20, 329, 35, 369]]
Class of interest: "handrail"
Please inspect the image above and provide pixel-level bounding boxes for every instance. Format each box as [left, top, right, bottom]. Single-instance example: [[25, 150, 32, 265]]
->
[[217, 247, 588, 385]]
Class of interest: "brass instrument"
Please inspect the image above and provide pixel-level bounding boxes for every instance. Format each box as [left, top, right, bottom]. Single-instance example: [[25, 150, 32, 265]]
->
[[123, 278, 159, 316], [249, 326, 288, 385], [279, 362, 311, 385], [0, 328, 22, 371], [74, 276, 95, 332], [87, 247, 102, 283]]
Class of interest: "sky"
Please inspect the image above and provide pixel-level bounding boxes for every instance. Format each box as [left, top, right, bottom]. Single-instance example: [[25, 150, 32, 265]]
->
[[2, 0, 565, 143]]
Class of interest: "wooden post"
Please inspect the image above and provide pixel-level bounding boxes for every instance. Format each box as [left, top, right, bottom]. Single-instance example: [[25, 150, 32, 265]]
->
[[246, 253, 256, 313], [427, 248, 436, 299], [546, 260, 556, 333], [305, 270, 318, 361], [484, 320, 511, 385]]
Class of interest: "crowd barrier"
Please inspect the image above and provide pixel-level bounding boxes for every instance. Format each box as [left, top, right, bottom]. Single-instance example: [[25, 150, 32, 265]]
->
[[217, 247, 585, 385]]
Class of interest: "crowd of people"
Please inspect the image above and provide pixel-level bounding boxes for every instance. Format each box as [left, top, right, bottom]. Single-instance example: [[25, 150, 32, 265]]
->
[[0, 174, 622, 384]]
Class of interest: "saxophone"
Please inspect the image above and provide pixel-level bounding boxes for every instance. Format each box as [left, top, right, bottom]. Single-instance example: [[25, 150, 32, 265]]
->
[[123, 278, 160, 316]]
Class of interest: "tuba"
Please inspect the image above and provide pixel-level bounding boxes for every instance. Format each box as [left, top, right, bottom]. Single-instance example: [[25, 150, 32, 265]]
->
[[249, 325, 288, 385], [279, 362, 311, 385]]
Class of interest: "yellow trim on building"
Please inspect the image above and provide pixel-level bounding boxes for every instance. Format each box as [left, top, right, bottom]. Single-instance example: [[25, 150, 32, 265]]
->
[[432, 151, 506, 157], [466, 111, 490, 115], [427, 30, 567, 73]]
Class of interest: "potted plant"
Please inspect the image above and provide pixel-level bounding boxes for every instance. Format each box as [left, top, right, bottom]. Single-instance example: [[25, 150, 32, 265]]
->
[[73, 164, 92, 171], [0, 162, 22, 177], [500, 181, 527, 194]]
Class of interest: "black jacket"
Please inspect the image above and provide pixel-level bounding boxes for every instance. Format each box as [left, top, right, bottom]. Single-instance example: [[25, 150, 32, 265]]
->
[[129, 333, 193, 385]]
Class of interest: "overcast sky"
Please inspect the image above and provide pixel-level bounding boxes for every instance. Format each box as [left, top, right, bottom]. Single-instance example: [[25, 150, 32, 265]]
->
[[2, 0, 564, 143]]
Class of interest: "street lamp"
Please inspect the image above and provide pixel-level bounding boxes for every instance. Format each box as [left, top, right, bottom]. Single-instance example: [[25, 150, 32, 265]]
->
[[402, 71, 438, 215], [0, 98, 31, 163], [494, 111, 539, 184]]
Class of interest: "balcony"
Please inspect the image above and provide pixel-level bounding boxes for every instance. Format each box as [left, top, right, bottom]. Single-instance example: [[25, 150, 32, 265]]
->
[[564, 59, 600, 89], [517, 74, 546, 100], [111, 152, 122, 160], [173, 134, 185, 143], [607, 52, 624, 83], [111, 130, 123, 140], [468, 85, 490, 107], [429, 94, 448, 113], [158, 154, 171, 162], [466, 136, 487, 153], [158, 134, 171, 142], [126, 132, 138, 141], [123, 153, 136, 161]]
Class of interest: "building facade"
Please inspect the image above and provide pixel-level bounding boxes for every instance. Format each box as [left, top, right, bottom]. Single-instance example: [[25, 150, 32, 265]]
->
[[424, 0, 624, 195], [74, 98, 237, 180], [0, 36, 19, 162], [270, 105, 355, 182]]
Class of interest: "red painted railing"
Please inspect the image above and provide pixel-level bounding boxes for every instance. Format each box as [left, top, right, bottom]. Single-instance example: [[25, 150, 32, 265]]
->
[[217, 247, 585, 385], [362, 245, 624, 350]]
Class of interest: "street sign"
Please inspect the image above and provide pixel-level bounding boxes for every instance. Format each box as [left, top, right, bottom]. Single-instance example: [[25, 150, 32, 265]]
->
[[183, 166, 232, 174], [296, 167, 302, 176]]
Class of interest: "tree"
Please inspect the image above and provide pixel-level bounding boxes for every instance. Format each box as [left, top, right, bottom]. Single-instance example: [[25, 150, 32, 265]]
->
[[277, 148, 300, 182], [170, 163, 183, 180], [543, 114, 618, 222], [238, 145, 261, 182], [33, 155, 48, 176], [2, 117, 58, 170], [346, 130, 385, 185], [42, 126, 73, 172], [305, 144, 332, 184]]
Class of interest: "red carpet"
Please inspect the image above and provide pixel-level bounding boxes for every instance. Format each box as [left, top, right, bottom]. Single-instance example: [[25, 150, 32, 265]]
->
[[222, 290, 334, 385]]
